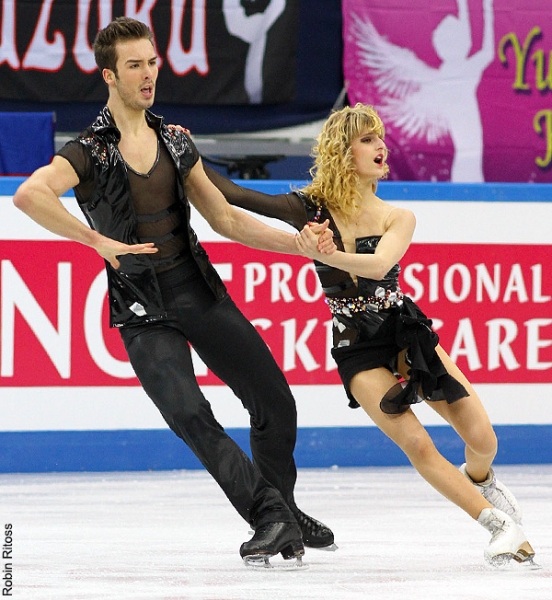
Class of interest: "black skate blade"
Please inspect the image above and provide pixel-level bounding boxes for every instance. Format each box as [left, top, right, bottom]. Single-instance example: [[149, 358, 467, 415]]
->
[[243, 554, 308, 570]]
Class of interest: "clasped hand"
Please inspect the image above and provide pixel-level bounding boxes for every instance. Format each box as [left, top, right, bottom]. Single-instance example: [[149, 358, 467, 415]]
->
[[296, 219, 336, 258]]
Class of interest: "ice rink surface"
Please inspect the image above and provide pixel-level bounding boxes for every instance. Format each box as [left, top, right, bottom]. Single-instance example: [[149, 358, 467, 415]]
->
[[1, 465, 551, 600]]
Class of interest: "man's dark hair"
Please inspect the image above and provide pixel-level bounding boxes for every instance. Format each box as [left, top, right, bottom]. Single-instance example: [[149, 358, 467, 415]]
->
[[93, 17, 154, 74]]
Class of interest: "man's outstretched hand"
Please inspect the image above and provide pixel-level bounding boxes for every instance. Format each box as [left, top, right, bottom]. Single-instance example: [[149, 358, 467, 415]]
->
[[93, 238, 158, 269]]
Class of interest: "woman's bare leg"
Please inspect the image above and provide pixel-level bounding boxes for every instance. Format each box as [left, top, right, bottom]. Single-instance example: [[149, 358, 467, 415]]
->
[[350, 363, 534, 565], [426, 345, 497, 483], [349, 367, 492, 519]]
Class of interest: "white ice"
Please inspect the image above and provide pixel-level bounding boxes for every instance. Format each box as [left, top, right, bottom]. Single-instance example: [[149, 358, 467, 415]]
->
[[1, 465, 551, 600]]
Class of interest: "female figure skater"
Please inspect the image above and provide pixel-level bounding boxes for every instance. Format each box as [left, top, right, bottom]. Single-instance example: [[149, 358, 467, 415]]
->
[[203, 103, 537, 567]]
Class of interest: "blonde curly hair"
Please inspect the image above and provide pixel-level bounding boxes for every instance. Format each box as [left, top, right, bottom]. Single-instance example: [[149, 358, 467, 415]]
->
[[302, 103, 389, 218]]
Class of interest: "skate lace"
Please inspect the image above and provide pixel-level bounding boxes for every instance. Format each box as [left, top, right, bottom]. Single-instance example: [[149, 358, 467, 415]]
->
[[487, 514, 507, 538], [482, 480, 515, 510], [294, 511, 330, 535]]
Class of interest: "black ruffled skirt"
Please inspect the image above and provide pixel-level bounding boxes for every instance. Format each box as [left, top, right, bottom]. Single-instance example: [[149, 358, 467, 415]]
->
[[331, 297, 468, 414]]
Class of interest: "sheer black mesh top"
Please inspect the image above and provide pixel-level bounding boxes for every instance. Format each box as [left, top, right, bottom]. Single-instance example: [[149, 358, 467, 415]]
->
[[58, 136, 193, 273]]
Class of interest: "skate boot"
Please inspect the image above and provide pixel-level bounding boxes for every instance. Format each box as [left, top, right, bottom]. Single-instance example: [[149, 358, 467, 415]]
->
[[240, 522, 305, 568], [460, 464, 522, 524], [478, 507, 536, 567], [292, 509, 337, 551]]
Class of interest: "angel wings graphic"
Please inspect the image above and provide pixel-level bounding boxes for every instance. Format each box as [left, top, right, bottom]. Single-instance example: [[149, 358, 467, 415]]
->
[[350, 0, 494, 182]]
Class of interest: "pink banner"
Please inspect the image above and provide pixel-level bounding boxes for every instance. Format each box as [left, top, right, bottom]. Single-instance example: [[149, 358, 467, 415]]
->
[[1, 240, 551, 387], [343, 0, 552, 183]]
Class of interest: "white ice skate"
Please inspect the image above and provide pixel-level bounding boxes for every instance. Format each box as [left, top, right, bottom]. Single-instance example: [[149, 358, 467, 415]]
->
[[478, 507, 537, 568], [460, 464, 522, 524]]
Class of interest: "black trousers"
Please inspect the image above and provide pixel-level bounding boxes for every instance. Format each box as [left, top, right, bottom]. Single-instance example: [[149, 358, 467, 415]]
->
[[120, 263, 298, 528]]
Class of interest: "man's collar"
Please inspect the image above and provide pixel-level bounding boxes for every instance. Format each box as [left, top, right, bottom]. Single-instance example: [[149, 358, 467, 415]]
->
[[90, 106, 164, 139]]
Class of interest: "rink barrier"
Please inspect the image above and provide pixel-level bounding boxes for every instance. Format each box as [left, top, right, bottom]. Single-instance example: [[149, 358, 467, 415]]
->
[[0, 425, 551, 473], [2, 177, 552, 473], [2, 177, 552, 199]]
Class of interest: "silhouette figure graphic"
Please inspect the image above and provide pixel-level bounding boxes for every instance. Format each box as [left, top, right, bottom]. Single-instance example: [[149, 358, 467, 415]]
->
[[223, 0, 286, 103], [352, 0, 494, 182]]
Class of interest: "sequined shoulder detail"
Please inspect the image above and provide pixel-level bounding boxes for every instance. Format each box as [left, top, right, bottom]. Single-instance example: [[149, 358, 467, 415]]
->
[[79, 134, 108, 167], [162, 127, 196, 160]]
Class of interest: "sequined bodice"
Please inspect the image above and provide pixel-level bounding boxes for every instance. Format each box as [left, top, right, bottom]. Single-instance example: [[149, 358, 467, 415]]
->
[[354, 236, 401, 299], [314, 230, 401, 300]]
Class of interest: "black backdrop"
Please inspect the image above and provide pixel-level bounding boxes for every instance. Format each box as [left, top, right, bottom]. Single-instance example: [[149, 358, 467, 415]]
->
[[0, 0, 343, 133]]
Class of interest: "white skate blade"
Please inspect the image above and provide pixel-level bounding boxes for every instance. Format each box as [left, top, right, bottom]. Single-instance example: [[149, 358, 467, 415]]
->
[[310, 542, 338, 552], [487, 553, 542, 570], [521, 557, 542, 570], [243, 554, 308, 570]]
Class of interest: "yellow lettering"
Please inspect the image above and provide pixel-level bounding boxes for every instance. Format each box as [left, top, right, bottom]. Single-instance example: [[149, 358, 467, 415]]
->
[[498, 27, 542, 90], [532, 50, 552, 91], [533, 110, 552, 168]]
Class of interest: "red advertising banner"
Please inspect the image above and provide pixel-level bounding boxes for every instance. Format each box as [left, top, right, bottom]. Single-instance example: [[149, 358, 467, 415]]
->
[[1, 240, 550, 387]]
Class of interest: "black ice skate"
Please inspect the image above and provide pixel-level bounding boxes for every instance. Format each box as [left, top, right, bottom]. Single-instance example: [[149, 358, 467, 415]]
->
[[293, 509, 337, 551], [240, 522, 305, 569]]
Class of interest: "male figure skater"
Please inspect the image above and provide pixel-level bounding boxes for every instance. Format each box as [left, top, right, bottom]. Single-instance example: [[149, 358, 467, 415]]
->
[[13, 17, 335, 566]]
